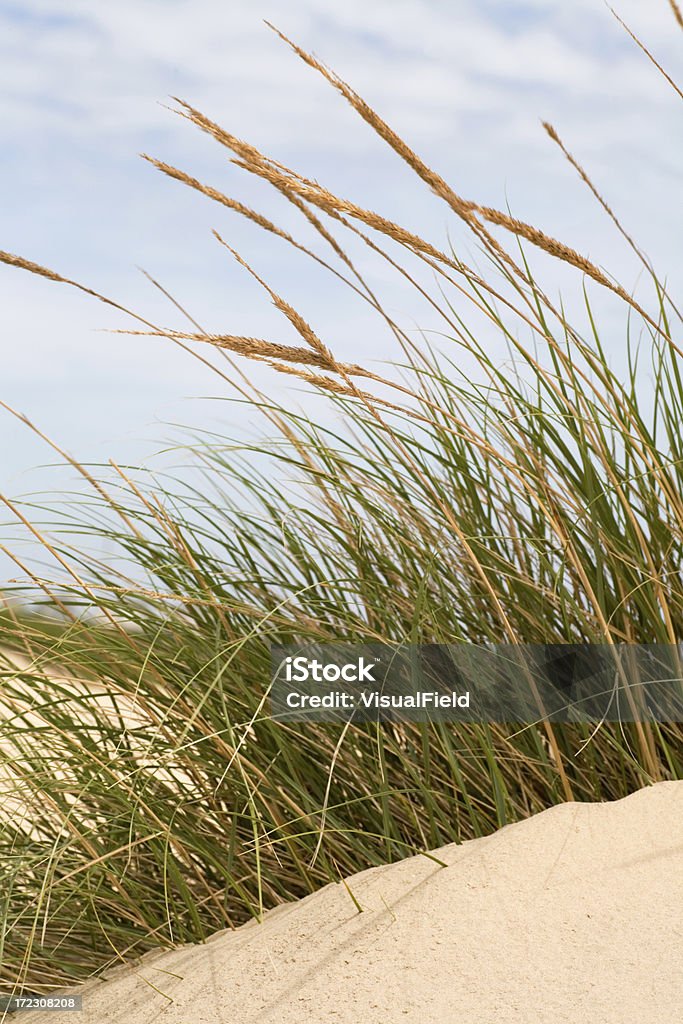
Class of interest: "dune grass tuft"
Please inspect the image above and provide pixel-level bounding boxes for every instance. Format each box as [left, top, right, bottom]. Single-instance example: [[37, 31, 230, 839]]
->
[[1, 9, 682, 993]]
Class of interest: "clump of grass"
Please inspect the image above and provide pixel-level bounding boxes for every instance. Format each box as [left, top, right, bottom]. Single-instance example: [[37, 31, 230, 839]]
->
[[1, 8, 682, 994]]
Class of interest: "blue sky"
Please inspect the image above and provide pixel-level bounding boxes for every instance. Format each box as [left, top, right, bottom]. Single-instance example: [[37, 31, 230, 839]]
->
[[1, 0, 681, 579]]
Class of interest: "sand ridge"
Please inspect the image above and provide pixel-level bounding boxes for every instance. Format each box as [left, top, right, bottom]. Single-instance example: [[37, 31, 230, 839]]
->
[[18, 781, 683, 1023]]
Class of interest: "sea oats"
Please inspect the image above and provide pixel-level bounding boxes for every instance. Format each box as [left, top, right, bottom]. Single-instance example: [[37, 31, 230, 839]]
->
[[114, 327, 371, 378], [142, 156, 299, 245], [608, 5, 683, 100], [265, 24, 477, 225], [669, 0, 683, 29], [541, 122, 643, 261]]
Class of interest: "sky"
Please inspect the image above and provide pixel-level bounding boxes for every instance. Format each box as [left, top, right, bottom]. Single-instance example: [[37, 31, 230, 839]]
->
[[1, 0, 681, 580]]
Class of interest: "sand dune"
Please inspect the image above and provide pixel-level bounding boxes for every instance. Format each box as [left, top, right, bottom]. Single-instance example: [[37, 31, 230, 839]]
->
[[0, 647, 195, 837], [16, 780, 682, 1023]]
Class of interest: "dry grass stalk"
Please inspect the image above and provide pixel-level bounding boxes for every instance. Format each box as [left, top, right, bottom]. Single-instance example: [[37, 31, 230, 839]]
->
[[115, 327, 369, 377], [172, 98, 305, 187], [261, 25, 651, 319], [150, 139, 557, 360], [670, 0, 683, 29], [142, 157, 299, 245], [542, 122, 644, 262], [212, 234, 335, 365], [477, 204, 614, 285], [261, 27, 553, 295], [474, 203, 656, 325], [0, 248, 233, 367], [167, 100, 471, 275], [147, 135, 672, 376], [265, 23, 478, 225], [669, 0, 683, 28], [230, 155, 465, 270], [172, 99, 270, 170], [608, 5, 683, 100], [0, 250, 70, 283], [0, 250, 138, 322], [168, 97, 446, 271], [262, 360, 406, 412], [169, 90, 665, 339], [265, 178, 417, 353], [273, 180, 351, 266], [0, 399, 142, 540], [144, 156, 402, 347]]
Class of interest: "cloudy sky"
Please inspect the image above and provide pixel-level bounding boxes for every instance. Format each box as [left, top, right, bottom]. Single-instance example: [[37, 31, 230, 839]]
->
[[1, 0, 681, 576]]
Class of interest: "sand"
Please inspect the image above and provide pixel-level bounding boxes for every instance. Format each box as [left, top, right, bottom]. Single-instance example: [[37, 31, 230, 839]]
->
[[18, 781, 683, 1023], [0, 647, 194, 838]]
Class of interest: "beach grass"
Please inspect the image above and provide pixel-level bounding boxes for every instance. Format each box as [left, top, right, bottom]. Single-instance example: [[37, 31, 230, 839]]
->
[[1, 10, 682, 994]]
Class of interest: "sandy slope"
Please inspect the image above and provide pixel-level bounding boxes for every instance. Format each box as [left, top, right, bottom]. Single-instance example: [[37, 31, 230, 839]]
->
[[19, 781, 683, 1023]]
